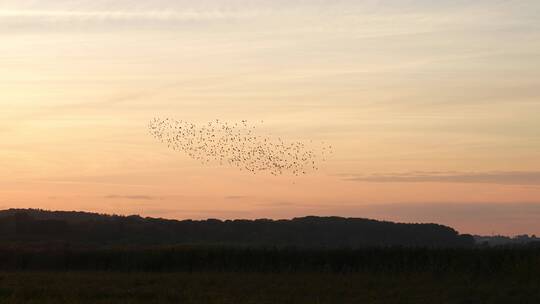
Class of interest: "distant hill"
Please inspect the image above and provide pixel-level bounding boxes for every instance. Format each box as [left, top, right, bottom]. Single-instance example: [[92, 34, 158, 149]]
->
[[0, 209, 474, 248], [474, 234, 540, 247]]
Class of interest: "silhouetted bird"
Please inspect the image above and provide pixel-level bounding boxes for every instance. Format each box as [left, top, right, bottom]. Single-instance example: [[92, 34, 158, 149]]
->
[[148, 118, 333, 176]]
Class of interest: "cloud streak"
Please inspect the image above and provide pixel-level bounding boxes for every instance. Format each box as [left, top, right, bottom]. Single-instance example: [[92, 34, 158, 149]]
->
[[0, 9, 253, 21], [104, 195, 158, 200], [224, 196, 249, 200], [343, 171, 540, 185]]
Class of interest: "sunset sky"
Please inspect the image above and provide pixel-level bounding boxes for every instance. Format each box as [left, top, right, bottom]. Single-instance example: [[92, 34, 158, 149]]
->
[[2, 0, 540, 235]]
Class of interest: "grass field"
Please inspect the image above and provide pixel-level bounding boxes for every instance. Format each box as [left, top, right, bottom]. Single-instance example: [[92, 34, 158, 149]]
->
[[0, 271, 539, 304]]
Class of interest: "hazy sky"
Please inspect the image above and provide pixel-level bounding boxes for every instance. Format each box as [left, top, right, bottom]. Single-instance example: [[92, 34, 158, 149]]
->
[[2, 0, 540, 235]]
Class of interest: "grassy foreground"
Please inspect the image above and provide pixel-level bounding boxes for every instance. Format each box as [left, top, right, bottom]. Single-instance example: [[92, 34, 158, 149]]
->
[[0, 271, 539, 304]]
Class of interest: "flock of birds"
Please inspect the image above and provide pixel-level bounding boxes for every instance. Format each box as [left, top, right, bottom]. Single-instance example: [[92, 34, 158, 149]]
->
[[148, 118, 333, 176]]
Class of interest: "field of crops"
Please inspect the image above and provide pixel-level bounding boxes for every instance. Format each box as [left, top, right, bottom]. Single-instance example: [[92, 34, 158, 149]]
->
[[0, 271, 539, 304], [1, 246, 539, 303]]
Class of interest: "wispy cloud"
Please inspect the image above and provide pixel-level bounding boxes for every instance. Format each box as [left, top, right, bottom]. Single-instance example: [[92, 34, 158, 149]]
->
[[255, 201, 297, 207], [343, 171, 540, 185], [104, 195, 158, 200], [224, 195, 249, 200], [0, 9, 253, 21]]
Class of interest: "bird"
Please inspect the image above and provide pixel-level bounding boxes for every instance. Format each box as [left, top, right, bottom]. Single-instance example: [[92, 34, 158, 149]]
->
[[148, 118, 332, 176]]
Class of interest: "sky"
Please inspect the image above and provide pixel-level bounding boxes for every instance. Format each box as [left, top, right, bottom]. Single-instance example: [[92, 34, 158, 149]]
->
[[2, 0, 540, 235]]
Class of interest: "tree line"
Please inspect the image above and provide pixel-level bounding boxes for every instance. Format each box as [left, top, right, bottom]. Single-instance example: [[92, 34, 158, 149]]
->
[[0, 209, 474, 248]]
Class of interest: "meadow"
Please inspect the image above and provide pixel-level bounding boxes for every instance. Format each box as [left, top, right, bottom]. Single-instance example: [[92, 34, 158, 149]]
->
[[0, 270, 539, 304], [0, 246, 539, 303]]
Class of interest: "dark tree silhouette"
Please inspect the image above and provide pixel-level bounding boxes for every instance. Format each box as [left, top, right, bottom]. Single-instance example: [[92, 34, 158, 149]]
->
[[0, 209, 473, 248]]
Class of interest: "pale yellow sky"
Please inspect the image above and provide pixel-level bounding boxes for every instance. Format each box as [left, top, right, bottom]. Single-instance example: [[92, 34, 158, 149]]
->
[[2, 0, 540, 235]]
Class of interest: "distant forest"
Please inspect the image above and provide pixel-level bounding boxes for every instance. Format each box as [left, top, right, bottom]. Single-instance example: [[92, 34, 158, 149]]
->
[[0, 209, 474, 248], [2, 209, 540, 274]]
